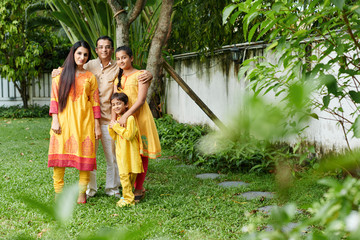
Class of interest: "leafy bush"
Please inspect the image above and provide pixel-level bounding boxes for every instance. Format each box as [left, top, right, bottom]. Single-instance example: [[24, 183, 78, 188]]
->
[[155, 114, 210, 163], [199, 139, 294, 173], [155, 114, 302, 173], [0, 105, 50, 118]]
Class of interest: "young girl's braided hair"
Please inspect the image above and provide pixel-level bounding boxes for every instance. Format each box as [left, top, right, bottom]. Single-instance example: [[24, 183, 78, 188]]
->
[[115, 46, 133, 90]]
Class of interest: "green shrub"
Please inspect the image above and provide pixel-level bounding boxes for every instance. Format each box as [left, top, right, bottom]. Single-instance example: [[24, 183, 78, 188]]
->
[[0, 105, 50, 118], [155, 115, 301, 173], [155, 114, 209, 163]]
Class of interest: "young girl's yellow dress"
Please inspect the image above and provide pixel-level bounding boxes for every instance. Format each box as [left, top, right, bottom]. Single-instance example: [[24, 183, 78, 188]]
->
[[108, 115, 144, 206], [108, 115, 144, 174], [114, 71, 161, 159], [48, 71, 100, 171]]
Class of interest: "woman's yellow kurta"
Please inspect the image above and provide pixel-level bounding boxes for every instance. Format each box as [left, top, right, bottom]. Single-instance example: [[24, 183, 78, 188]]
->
[[48, 71, 101, 171], [108, 115, 144, 174], [114, 71, 161, 159]]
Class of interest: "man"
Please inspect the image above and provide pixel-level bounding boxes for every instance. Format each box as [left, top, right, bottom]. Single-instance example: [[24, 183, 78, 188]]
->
[[53, 36, 152, 198]]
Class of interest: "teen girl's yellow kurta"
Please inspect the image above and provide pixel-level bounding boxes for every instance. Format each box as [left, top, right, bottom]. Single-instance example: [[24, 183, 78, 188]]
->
[[48, 71, 101, 171], [108, 115, 143, 174], [114, 71, 161, 159]]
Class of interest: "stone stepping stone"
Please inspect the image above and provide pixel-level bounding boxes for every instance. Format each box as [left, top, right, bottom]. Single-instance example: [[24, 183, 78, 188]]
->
[[239, 191, 274, 200], [264, 222, 299, 232], [196, 173, 220, 179], [257, 205, 277, 214], [264, 223, 309, 235], [218, 181, 249, 188], [257, 205, 304, 215]]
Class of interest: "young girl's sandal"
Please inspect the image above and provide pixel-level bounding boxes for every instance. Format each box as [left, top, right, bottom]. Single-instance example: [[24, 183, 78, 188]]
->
[[116, 198, 134, 207]]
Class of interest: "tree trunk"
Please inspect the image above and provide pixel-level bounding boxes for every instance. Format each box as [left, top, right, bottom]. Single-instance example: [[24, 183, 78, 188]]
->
[[115, 16, 130, 47], [14, 78, 29, 109], [146, 0, 174, 103], [21, 79, 29, 109], [107, 0, 146, 47], [22, 95, 29, 109]]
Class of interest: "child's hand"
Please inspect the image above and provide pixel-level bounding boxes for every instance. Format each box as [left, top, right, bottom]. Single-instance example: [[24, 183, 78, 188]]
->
[[109, 120, 116, 129]]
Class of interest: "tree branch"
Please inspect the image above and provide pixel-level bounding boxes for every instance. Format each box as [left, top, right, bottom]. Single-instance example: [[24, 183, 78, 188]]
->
[[339, 120, 351, 149], [128, 0, 147, 25], [343, 11, 360, 51], [107, 0, 122, 14]]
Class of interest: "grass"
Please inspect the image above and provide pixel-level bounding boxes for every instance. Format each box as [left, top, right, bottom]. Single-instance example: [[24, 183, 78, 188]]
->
[[0, 118, 329, 239]]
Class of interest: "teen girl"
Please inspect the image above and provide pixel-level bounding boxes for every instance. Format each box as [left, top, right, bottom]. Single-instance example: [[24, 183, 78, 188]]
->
[[113, 46, 161, 202]]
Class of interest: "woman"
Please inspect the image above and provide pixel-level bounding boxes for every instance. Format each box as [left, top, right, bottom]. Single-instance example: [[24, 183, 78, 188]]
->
[[48, 40, 101, 204], [113, 46, 161, 202]]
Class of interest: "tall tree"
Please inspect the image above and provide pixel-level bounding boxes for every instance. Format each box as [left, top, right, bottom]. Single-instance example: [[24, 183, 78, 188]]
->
[[0, 0, 65, 108]]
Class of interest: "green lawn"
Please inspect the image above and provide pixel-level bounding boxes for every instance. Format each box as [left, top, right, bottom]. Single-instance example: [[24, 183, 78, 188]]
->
[[0, 118, 328, 239]]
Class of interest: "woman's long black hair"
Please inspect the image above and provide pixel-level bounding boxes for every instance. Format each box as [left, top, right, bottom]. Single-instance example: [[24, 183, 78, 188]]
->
[[115, 46, 133, 91], [58, 40, 91, 112]]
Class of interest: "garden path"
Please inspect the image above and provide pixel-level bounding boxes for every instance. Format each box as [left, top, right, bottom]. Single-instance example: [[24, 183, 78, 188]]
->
[[195, 171, 306, 234]]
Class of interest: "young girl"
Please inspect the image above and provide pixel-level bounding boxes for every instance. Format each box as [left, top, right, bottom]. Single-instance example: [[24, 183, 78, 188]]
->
[[113, 46, 161, 202], [108, 92, 143, 207]]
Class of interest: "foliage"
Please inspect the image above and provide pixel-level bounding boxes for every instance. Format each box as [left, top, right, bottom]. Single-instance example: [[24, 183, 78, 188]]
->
[[0, 0, 70, 108], [168, 0, 245, 55], [155, 114, 209, 163], [46, 0, 115, 58], [25, 1, 71, 71], [223, 0, 360, 148], [243, 177, 360, 239], [0, 0, 43, 108], [0, 104, 50, 118], [47, 0, 162, 67], [198, 138, 294, 173], [130, 0, 163, 69], [155, 114, 310, 173]]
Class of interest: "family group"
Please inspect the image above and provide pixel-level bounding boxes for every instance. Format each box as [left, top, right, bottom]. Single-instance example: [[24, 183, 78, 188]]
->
[[47, 36, 161, 207]]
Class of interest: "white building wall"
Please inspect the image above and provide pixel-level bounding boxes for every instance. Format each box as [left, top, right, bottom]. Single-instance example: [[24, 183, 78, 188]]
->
[[165, 43, 360, 153], [166, 52, 246, 127]]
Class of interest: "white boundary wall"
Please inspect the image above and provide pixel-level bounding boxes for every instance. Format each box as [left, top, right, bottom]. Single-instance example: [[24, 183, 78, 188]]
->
[[0, 72, 51, 107], [165, 43, 360, 153]]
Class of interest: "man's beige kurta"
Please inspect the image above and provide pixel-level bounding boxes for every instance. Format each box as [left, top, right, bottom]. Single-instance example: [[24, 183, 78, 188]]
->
[[85, 58, 119, 125]]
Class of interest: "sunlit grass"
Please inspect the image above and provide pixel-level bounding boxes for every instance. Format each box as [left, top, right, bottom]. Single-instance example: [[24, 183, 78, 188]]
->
[[0, 118, 329, 239]]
